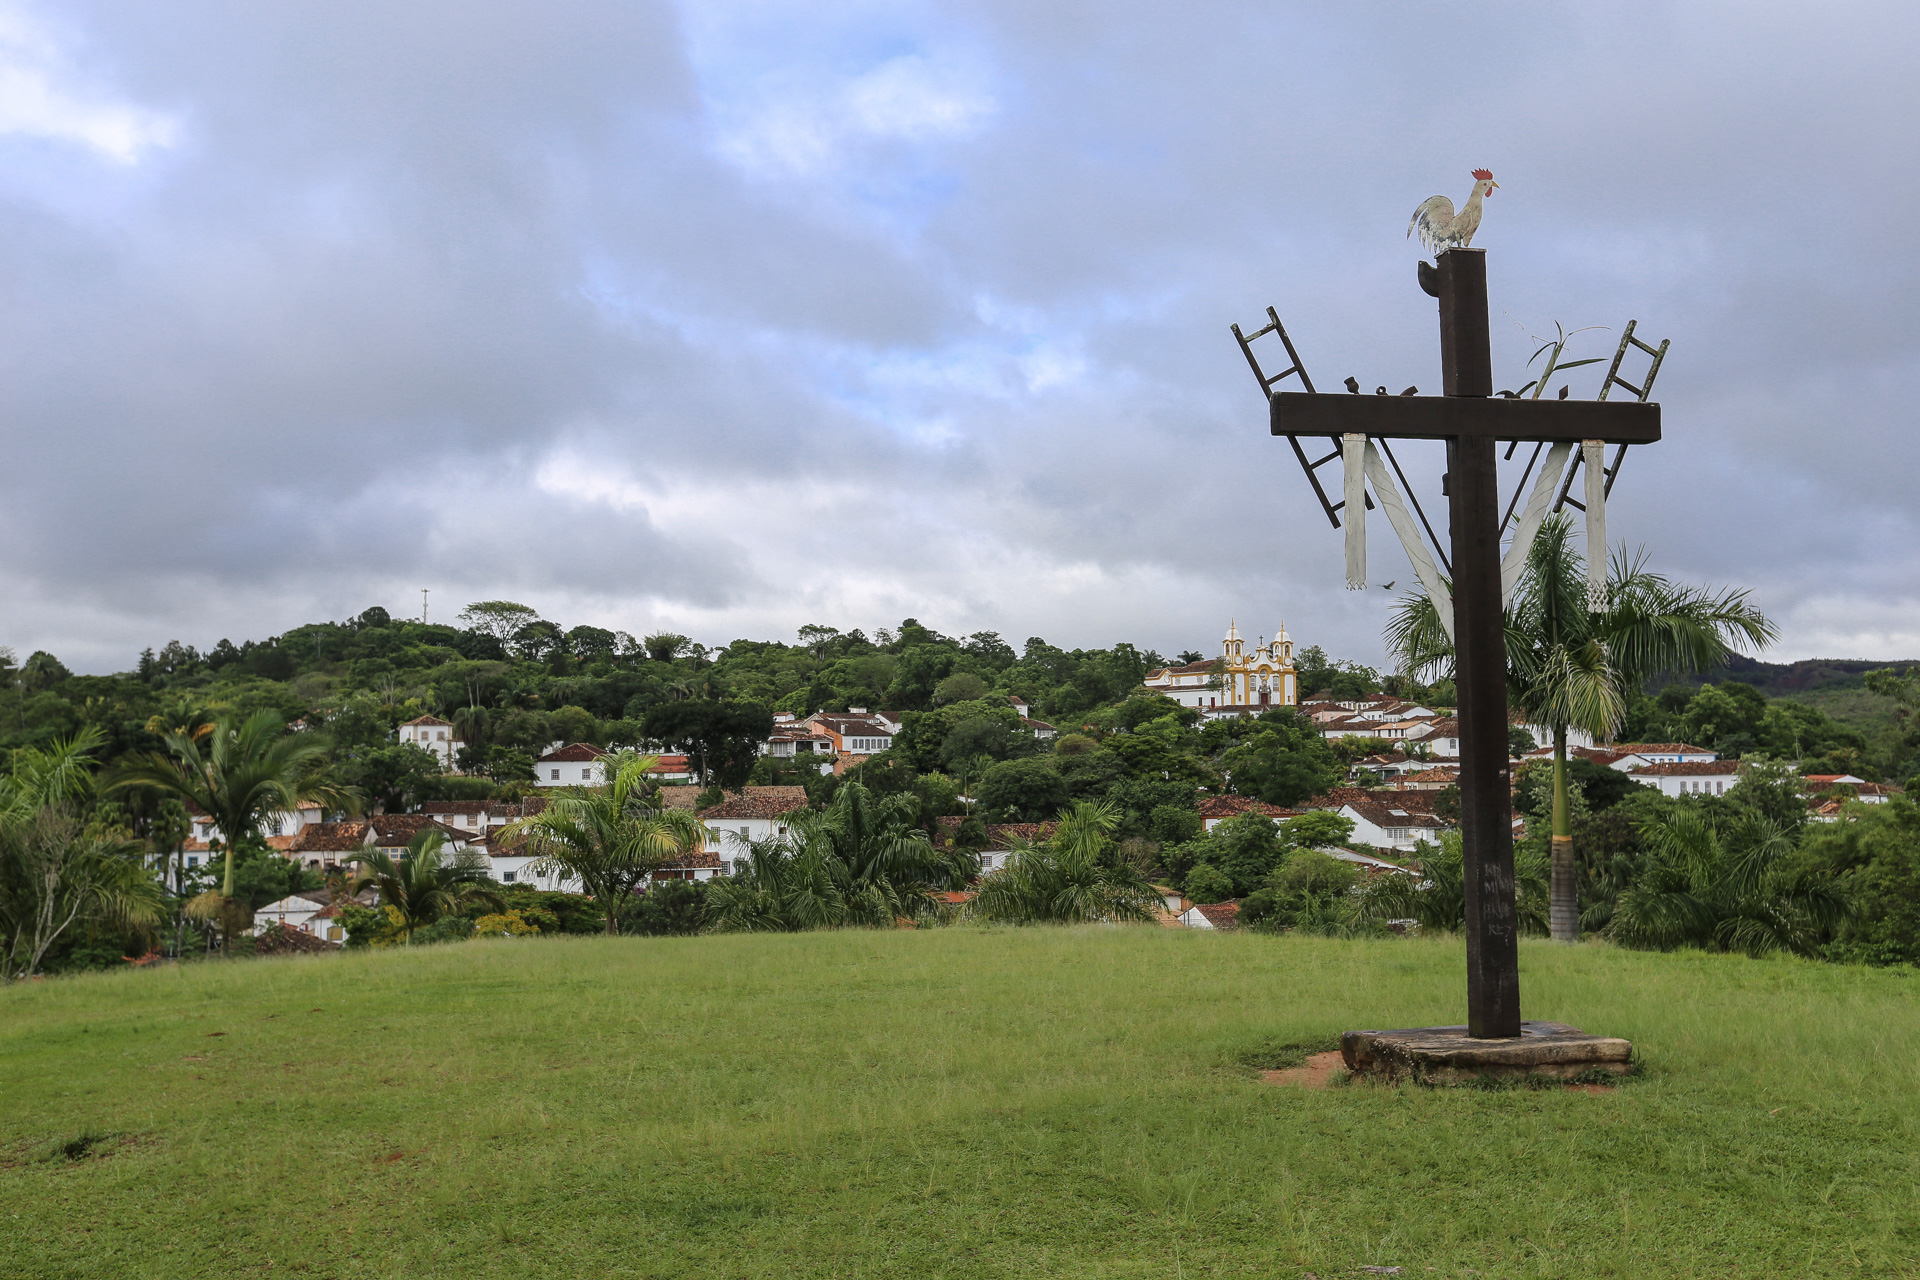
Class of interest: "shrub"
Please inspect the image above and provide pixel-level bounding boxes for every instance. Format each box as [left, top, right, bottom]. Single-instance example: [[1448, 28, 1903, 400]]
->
[[1183, 863, 1235, 905], [472, 909, 542, 938], [626, 880, 710, 936]]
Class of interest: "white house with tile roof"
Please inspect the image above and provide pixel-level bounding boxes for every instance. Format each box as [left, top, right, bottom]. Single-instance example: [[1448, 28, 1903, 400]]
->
[[399, 715, 464, 769]]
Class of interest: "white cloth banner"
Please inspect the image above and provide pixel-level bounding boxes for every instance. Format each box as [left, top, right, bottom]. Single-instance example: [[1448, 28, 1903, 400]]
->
[[1501, 441, 1574, 606], [1361, 441, 1454, 644], [1343, 433, 1367, 589], [1583, 440, 1607, 610]]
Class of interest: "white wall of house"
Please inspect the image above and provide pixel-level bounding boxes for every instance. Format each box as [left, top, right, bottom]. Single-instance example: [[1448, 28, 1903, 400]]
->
[[399, 721, 464, 768], [701, 816, 795, 857], [1339, 805, 1451, 852], [1632, 771, 1740, 798], [536, 759, 608, 787], [486, 854, 582, 892], [252, 895, 327, 936]]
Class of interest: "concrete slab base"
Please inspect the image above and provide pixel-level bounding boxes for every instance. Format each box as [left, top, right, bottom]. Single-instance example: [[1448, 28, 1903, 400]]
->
[[1341, 1020, 1631, 1084]]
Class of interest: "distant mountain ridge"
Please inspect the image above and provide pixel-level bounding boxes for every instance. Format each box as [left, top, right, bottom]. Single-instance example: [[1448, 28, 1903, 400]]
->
[[1670, 654, 1920, 697]]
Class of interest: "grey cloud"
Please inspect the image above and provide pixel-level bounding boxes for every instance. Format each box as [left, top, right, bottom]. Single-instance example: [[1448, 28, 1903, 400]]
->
[[2, 0, 1917, 672]]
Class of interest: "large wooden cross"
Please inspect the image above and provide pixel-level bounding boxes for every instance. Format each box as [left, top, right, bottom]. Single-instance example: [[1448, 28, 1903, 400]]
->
[[1265, 248, 1660, 1039]]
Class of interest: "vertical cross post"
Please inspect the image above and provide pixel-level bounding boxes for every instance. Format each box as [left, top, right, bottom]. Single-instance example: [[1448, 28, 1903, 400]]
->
[[1438, 248, 1522, 1039]]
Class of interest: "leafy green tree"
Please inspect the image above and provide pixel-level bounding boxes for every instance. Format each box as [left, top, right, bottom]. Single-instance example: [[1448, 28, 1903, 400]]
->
[[971, 802, 1164, 924], [109, 710, 346, 903], [505, 753, 708, 934], [1796, 797, 1920, 965], [1679, 682, 1767, 756], [0, 730, 164, 979], [1281, 810, 1356, 848], [1149, 803, 1201, 845], [336, 742, 443, 813], [1182, 862, 1234, 905], [933, 672, 989, 704], [939, 714, 1024, 770], [1725, 757, 1813, 833], [458, 601, 541, 643], [1219, 713, 1342, 807], [548, 704, 597, 747], [1240, 849, 1362, 932], [1388, 516, 1773, 942], [1198, 812, 1287, 896], [567, 626, 619, 662], [978, 758, 1067, 822], [348, 829, 502, 944], [644, 700, 774, 788]]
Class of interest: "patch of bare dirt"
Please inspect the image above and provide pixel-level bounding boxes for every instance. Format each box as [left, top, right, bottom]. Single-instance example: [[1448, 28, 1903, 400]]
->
[[1261, 1050, 1346, 1088]]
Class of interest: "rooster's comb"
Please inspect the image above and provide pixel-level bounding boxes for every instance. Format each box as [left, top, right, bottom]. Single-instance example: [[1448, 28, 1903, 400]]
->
[[1471, 168, 1494, 181]]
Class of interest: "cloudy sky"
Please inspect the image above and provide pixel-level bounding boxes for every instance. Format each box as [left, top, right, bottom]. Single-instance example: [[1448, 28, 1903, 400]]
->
[[3, 0, 1916, 674]]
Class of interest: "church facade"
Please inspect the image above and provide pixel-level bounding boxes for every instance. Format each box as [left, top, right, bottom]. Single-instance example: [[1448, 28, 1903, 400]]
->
[[1142, 622, 1299, 715]]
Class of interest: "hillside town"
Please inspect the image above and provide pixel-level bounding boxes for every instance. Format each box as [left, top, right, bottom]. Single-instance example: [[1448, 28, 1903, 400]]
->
[[175, 620, 1902, 947]]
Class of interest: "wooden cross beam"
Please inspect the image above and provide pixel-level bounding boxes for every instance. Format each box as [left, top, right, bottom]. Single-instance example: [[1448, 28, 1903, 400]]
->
[[1275, 248, 1663, 1039], [1270, 392, 1660, 443]]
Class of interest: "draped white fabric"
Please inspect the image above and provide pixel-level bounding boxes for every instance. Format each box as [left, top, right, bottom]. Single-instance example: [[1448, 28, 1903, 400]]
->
[[1343, 433, 1367, 589], [1501, 441, 1574, 606], [1582, 440, 1607, 610]]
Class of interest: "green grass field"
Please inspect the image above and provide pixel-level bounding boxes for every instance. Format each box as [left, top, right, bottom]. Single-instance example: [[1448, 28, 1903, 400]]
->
[[4, 929, 1918, 1279]]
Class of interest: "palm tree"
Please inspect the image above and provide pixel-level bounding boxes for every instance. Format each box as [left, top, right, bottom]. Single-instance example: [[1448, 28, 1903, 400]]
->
[[349, 829, 502, 943], [703, 782, 964, 932], [1388, 516, 1774, 941], [109, 709, 347, 905], [1611, 807, 1845, 956], [784, 783, 959, 924], [1, 729, 165, 979], [503, 752, 706, 935], [971, 801, 1163, 925]]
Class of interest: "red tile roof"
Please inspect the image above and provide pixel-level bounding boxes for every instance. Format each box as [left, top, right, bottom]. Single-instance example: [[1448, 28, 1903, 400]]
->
[[254, 924, 341, 954], [537, 743, 609, 763], [423, 800, 490, 814], [402, 715, 453, 727], [1298, 786, 1377, 811], [1145, 659, 1221, 679], [698, 786, 811, 820], [289, 821, 370, 853], [1194, 902, 1240, 929], [1628, 761, 1741, 776], [1196, 795, 1300, 821], [1615, 743, 1713, 755], [658, 849, 724, 870], [365, 814, 469, 846]]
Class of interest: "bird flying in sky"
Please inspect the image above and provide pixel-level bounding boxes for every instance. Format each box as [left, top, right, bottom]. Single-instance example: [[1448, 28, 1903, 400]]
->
[[1408, 169, 1498, 255]]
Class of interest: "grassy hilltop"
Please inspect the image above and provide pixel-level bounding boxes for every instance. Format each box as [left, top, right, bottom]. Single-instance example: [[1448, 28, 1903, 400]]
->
[[4, 929, 1918, 1278]]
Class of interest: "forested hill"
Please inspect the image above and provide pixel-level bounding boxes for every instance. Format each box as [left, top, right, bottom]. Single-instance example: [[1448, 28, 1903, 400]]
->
[[1671, 654, 1920, 698]]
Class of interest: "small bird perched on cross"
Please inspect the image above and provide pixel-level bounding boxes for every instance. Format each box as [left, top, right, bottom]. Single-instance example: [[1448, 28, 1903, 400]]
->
[[1408, 169, 1498, 255]]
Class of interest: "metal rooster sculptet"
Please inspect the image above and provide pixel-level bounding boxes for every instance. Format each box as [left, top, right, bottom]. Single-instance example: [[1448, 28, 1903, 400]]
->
[[1408, 169, 1497, 255]]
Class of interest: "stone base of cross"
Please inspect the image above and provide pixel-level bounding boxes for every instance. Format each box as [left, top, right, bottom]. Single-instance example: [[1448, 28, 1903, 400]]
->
[[1255, 249, 1659, 1042]]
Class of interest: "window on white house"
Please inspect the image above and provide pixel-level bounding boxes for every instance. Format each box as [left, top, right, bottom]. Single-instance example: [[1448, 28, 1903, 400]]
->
[[582, 768, 592, 780], [503, 872, 516, 883], [187, 856, 199, 868], [550, 769, 560, 780]]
